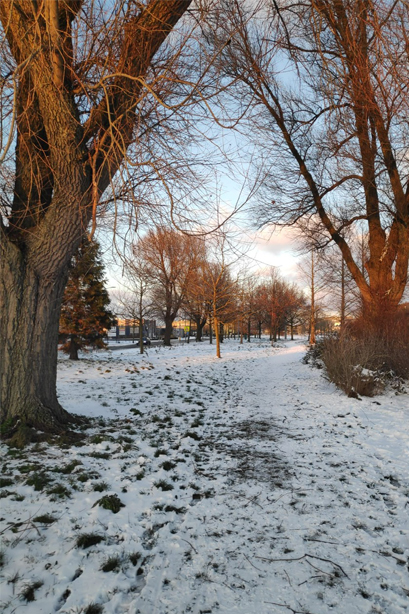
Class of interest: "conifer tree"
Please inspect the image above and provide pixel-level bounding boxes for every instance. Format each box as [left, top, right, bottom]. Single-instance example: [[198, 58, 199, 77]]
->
[[60, 240, 116, 360]]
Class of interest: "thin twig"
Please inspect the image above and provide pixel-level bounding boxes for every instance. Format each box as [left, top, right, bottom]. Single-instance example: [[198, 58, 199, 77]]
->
[[181, 538, 198, 554], [256, 553, 349, 579], [264, 601, 316, 614], [243, 553, 264, 572]]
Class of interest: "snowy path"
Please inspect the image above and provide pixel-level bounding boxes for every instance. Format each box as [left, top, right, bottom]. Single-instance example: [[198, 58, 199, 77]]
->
[[134, 341, 409, 614], [1, 339, 408, 614]]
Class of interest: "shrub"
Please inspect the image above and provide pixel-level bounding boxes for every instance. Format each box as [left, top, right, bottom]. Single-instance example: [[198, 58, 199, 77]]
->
[[320, 333, 397, 397]]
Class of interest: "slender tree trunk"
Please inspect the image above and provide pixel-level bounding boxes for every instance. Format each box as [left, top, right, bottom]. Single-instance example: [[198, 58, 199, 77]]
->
[[209, 318, 213, 345], [310, 251, 316, 345], [340, 257, 346, 334], [258, 321, 262, 339], [1, 247, 72, 431], [163, 317, 173, 347], [219, 321, 224, 343], [139, 301, 144, 354], [247, 318, 251, 342], [214, 315, 221, 358], [291, 321, 294, 340]]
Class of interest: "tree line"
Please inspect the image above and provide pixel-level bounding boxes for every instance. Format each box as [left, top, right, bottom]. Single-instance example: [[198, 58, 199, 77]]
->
[[113, 226, 308, 357], [1, 1, 408, 437]]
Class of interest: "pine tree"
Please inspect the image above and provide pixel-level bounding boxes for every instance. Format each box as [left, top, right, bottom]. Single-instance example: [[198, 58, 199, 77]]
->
[[60, 240, 116, 360]]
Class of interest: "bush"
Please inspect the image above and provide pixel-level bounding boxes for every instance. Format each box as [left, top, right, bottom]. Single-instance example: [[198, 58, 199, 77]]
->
[[320, 329, 408, 397], [321, 334, 383, 396]]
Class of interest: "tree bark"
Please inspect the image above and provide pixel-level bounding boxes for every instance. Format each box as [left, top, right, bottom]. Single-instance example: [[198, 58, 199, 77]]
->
[[0, 0, 193, 434], [0, 242, 71, 431]]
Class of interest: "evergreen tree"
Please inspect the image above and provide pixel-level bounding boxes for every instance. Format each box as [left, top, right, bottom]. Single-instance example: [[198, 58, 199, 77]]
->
[[60, 240, 116, 360]]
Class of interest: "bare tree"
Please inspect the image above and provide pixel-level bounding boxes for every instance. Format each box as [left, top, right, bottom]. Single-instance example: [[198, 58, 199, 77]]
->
[[137, 227, 203, 346], [204, 232, 240, 358], [0, 1, 199, 435], [298, 251, 328, 344], [182, 241, 209, 341], [285, 283, 307, 341], [207, 0, 409, 331], [114, 253, 154, 354]]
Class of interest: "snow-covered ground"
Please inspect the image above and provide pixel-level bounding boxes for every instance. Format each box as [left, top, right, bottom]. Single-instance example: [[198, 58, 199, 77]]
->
[[1, 339, 408, 614]]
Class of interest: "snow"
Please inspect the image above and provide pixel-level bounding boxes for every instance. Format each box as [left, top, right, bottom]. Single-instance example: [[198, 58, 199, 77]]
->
[[1, 338, 408, 614]]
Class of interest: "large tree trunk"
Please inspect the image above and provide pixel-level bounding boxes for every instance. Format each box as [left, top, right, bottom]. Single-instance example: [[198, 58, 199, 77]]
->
[[0, 0, 193, 437], [0, 242, 72, 432]]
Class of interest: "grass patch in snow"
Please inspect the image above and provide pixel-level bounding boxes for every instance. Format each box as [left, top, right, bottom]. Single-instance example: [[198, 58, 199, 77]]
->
[[100, 555, 121, 572], [26, 472, 51, 491], [154, 448, 168, 457], [93, 493, 125, 513], [76, 533, 105, 549], [184, 431, 201, 441], [54, 459, 82, 474], [33, 514, 57, 524], [0, 477, 14, 488], [154, 479, 174, 491], [19, 580, 43, 602], [128, 552, 142, 566], [160, 460, 176, 471], [77, 471, 100, 482], [83, 603, 104, 614], [88, 451, 111, 460], [47, 483, 71, 498], [93, 481, 110, 492]]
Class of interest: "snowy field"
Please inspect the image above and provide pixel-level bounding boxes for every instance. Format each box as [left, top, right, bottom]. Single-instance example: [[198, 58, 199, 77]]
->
[[1, 338, 408, 614]]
